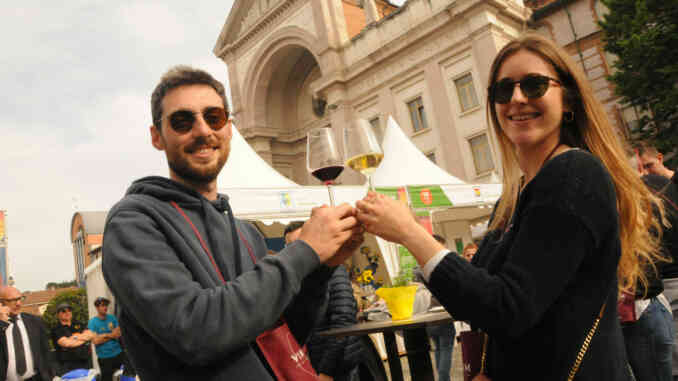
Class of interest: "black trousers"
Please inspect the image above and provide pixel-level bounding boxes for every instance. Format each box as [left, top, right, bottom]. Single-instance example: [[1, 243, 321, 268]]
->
[[60, 359, 91, 376], [97, 352, 125, 381]]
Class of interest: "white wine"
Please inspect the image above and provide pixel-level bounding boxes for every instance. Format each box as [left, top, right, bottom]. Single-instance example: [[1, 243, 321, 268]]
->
[[345, 153, 384, 175]]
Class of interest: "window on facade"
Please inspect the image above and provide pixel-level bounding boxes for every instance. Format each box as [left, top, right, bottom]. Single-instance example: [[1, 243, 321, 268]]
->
[[594, 0, 609, 20], [426, 151, 436, 164], [369, 116, 384, 143], [621, 105, 641, 132], [74, 231, 86, 286], [407, 97, 428, 132], [620, 104, 653, 136], [455, 73, 479, 112], [469, 134, 495, 174], [369, 116, 380, 130]]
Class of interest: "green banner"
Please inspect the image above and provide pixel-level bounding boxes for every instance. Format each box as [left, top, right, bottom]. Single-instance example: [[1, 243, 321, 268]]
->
[[398, 245, 417, 282], [408, 185, 453, 208], [375, 187, 408, 203]]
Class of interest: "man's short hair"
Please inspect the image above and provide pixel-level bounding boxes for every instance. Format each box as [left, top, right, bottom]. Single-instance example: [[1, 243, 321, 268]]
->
[[56, 303, 72, 313], [635, 141, 660, 157], [94, 297, 111, 307], [463, 242, 479, 252], [432, 234, 446, 244], [151, 65, 230, 129], [283, 221, 305, 237]]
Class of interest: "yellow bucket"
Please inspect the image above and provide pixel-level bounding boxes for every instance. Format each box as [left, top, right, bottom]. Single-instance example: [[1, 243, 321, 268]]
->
[[376, 285, 418, 321]]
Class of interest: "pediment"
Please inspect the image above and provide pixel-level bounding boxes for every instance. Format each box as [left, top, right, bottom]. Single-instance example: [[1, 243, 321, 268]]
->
[[214, 0, 286, 56]]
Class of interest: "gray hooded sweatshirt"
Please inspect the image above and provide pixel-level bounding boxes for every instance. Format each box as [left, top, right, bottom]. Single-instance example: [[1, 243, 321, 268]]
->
[[102, 176, 330, 380]]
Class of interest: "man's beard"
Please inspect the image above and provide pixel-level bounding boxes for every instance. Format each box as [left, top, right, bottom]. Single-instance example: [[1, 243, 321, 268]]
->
[[167, 136, 229, 185]]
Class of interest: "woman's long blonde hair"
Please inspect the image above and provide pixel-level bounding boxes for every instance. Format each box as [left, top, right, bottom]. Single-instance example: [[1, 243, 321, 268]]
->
[[486, 33, 665, 293]]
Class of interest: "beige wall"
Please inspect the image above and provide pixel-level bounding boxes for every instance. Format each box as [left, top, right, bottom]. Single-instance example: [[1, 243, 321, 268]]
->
[[531, 0, 628, 136]]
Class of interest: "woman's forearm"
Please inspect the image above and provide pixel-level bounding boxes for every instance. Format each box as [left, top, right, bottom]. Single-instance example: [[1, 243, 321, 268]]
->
[[400, 222, 446, 269]]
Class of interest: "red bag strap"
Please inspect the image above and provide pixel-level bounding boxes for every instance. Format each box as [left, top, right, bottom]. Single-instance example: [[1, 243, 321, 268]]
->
[[171, 201, 226, 283], [170, 201, 258, 284]]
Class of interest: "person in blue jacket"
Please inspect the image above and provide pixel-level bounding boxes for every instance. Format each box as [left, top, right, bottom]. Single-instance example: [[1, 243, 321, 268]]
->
[[88, 297, 126, 381]]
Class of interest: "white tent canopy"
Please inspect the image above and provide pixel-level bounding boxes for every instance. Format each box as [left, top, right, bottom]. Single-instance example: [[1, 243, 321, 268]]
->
[[371, 116, 466, 187], [217, 125, 316, 223], [217, 125, 299, 189]]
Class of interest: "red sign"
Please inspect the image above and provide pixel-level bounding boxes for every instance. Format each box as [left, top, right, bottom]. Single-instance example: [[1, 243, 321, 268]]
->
[[419, 188, 433, 205], [397, 187, 408, 203], [417, 214, 433, 234]]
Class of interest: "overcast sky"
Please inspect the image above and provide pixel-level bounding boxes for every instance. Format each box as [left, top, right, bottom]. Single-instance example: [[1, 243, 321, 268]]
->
[[1, 1, 237, 291], [0, 1, 412, 292]]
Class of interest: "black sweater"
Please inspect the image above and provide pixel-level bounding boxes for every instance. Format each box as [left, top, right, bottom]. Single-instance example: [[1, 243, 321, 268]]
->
[[427, 150, 630, 380]]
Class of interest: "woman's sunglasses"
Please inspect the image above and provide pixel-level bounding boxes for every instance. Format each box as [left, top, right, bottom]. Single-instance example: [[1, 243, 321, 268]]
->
[[166, 107, 229, 134], [489, 74, 561, 104]]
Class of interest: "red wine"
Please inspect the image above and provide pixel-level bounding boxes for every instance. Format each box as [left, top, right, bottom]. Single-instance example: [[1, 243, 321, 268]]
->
[[311, 165, 344, 183]]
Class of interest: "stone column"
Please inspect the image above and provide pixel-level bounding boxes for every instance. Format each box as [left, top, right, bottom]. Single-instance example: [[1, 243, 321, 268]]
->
[[363, 0, 380, 24], [318, 0, 350, 48]]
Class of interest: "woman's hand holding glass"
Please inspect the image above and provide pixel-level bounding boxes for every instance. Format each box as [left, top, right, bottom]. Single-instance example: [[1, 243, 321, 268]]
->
[[356, 192, 445, 267], [355, 192, 421, 245]]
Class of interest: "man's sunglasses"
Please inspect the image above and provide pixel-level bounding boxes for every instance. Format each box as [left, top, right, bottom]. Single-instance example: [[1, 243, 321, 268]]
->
[[1, 296, 26, 303], [489, 74, 561, 104], [165, 107, 228, 134]]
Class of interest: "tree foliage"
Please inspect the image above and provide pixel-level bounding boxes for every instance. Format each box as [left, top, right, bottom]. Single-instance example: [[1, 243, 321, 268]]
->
[[45, 280, 78, 290], [41, 288, 89, 332], [599, 0, 678, 166]]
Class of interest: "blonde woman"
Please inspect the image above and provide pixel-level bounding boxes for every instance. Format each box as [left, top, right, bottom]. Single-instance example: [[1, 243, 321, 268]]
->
[[356, 34, 664, 380]]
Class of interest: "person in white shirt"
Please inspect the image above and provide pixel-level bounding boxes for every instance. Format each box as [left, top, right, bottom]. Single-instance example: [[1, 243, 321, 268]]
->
[[0, 286, 57, 381]]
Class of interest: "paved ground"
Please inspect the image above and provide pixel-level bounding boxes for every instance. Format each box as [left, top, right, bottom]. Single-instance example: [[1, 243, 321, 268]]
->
[[382, 341, 464, 381]]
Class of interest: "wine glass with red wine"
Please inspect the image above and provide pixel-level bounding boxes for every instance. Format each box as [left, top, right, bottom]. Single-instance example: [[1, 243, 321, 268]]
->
[[307, 127, 344, 206]]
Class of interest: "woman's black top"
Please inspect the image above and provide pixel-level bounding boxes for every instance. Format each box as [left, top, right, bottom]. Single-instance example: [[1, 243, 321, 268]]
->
[[426, 149, 630, 380]]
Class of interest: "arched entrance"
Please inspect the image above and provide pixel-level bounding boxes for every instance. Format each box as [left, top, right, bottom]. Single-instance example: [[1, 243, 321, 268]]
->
[[243, 30, 329, 184]]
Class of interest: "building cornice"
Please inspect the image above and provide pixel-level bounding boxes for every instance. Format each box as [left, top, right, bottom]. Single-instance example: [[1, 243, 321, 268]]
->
[[216, 0, 299, 58]]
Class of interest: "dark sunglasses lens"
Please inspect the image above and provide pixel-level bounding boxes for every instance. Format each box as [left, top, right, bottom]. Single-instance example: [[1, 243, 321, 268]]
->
[[203, 107, 227, 131], [169, 111, 196, 133], [493, 78, 515, 104], [521, 75, 550, 98]]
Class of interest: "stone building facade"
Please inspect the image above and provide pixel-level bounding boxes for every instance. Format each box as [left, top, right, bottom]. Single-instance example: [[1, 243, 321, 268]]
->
[[527, 0, 636, 138], [213, 0, 529, 186]]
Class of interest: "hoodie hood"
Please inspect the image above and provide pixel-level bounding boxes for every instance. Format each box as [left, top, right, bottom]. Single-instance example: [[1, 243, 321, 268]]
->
[[126, 176, 230, 213]]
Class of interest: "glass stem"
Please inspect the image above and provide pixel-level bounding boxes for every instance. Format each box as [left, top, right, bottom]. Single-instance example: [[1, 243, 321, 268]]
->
[[368, 175, 374, 192], [327, 185, 335, 206]]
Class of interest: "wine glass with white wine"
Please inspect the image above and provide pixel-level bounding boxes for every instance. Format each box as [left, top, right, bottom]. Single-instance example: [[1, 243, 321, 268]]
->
[[343, 119, 384, 191], [307, 127, 344, 206]]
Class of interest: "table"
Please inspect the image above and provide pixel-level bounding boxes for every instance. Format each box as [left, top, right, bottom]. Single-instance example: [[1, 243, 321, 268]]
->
[[318, 311, 453, 381]]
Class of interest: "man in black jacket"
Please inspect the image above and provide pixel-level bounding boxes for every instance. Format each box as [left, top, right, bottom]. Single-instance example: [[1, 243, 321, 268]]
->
[[638, 142, 678, 380], [0, 286, 57, 381], [284, 222, 364, 381], [102, 66, 362, 381]]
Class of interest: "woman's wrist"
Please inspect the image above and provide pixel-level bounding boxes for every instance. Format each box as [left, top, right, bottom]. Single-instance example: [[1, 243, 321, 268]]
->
[[400, 221, 428, 249], [401, 223, 444, 268]]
